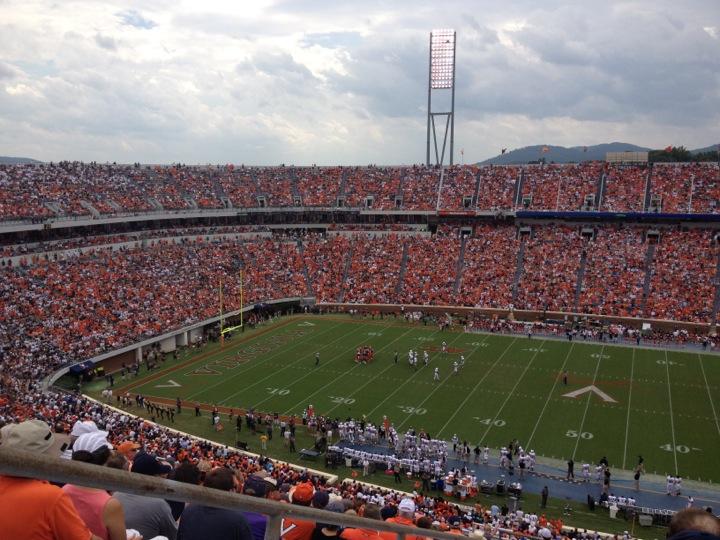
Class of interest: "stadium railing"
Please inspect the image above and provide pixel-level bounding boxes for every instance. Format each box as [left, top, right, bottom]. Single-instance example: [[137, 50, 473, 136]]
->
[[0, 447, 486, 540]]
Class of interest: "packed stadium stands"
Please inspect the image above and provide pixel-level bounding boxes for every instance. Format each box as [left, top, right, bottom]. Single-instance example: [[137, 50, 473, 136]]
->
[[5, 160, 720, 540], [2, 162, 718, 219]]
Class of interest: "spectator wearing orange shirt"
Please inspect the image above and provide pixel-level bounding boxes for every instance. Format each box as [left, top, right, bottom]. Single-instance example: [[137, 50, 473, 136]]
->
[[0, 419, 101, 540]]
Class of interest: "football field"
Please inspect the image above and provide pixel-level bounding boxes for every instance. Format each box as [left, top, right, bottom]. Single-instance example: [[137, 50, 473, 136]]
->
[[124, 315, 720, 483]]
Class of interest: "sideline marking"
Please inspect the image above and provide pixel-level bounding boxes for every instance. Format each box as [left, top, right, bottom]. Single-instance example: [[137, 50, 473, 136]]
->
[[478, 340, 545, 445], [434, 337, 516, 439], [226, 321, 373, 407], [189, 320, 348, 401], [664, 349, 679, 475], [282, 323, 417, 415], [526, 343, 575, 448], [622, 348, 635, 469], [698, 353, 720, 437], [323, 327, 447, 417], [571, 345, 605, 460], [363, 330, 465, 420]]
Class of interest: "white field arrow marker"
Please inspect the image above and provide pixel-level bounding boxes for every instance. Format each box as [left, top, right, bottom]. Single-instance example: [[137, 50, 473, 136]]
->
[[562, 385, 617, 403], [155, 379, 181, 388]]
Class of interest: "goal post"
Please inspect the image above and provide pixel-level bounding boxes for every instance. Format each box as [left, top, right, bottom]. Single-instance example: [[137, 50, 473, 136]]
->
[[220, 270, 244, 339]]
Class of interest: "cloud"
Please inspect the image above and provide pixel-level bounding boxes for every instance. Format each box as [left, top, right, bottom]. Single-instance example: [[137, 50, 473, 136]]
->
[[0, 61, 20, 79], [116, 9, 157, 30], [0, 0, 717, 164], [94, 33, 117, 51]]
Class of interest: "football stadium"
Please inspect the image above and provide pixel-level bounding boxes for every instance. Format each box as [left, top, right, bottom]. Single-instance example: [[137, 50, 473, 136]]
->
[[1, 2, 720, 540]]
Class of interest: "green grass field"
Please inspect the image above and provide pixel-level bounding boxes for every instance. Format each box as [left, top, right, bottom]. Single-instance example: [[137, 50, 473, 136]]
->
[[119, 314, 720, 483]]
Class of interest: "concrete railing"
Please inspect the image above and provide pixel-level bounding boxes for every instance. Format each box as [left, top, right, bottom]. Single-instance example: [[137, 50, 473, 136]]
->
[[0, 448, 471, 540]]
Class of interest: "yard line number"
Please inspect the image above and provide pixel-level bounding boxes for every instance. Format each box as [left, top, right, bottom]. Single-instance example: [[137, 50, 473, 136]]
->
[[398, 405, 427, 415], [266, 387, 290, 396], [565, 430, 594, 439], [329, 396, 355, 405], [660, 444, 699, 454], [474, 418, 506, 427]]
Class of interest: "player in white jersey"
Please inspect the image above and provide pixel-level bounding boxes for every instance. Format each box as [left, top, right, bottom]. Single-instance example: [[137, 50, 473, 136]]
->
[[442, 341, 447, 352], [459, 355, 465, 366], [453, 361, 459, 374], [433, 367, 440, 381], [529, 449, 536, 471], [582, 463, 590, 482], [423, 350, 429, 366], [482, 446, 490, 464], [666, 475, 674, 495]]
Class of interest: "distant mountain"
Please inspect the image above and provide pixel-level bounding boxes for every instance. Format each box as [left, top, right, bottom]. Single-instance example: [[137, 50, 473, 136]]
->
[[479, 142, 651, 165], [690, 144, 719, 155], [0, 156, 41, 164]]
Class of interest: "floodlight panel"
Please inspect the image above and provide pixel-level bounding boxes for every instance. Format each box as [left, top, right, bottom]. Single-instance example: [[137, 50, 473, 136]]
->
[[430, 29, 455, 89]]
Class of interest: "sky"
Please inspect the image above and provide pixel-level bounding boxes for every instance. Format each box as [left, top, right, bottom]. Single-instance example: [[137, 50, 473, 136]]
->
[[0, 0, 718, 164]]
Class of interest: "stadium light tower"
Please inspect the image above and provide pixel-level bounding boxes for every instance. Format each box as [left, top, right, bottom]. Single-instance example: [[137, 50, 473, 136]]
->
[[426, 29, 456, 167]]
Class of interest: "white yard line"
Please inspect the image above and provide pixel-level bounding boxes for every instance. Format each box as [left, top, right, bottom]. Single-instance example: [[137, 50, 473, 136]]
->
[[698, 353, 720, 437], [436, 337, 519, 439], [621, 348, 635, 469], [571, 345, 605, 460], [478, 339, 545, 445], [364, 331, 467, 420], [322, 327, 446, 416], [394, 334, 492, 431], [281, 324, 417, 415], [526, 342, 575, 448], [186, 320, 347, 401], [217, 321, 370, 405], [664, 349, 679, 475]]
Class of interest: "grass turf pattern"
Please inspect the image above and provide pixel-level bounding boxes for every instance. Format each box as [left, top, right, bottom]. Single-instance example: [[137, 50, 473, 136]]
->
[[122, 315, 720, 483]]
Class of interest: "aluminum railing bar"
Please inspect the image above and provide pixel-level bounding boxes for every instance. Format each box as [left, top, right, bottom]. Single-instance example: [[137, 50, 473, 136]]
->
[[0, 448, 464, 540]]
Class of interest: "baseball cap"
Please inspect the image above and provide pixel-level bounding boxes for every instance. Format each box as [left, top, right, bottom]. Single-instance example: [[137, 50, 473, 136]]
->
[[448, 516, 462, 528], [0, 420, 55, 455], [70, 420, 99, 437], [131, 452, 173, 476], [117, 441, 141, 456], [73, 431, 113, 453], [398, 498, 416, 513], [291, 482, 315, 504]]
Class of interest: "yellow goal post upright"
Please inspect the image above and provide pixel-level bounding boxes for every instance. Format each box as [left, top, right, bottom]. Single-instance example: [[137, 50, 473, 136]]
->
[[220, 270, 244, 342]]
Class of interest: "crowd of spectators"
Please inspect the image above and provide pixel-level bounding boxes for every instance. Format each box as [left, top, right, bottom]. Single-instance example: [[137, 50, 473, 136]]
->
[[401, 167, 442, 210], [296, 167, 343, 206], [342, 235, 404, 303], [343, 167, 402, 209], [520, 164, 603, 211], [579, 228, 647, 317], [398, 236, 459, 305], [439, 166, 478, 210], [2, 225, 719, 388], [645, 229, 720, 322], [2, 162, 719, 220], [650, 166, 693, 213], [515, 227, 585, 312], [303, 236, 352, 302], [457, 225, 518, 308], [650, 163, 720, 214], [600, 166, 647, 212], [476, 167, 519, 211]]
